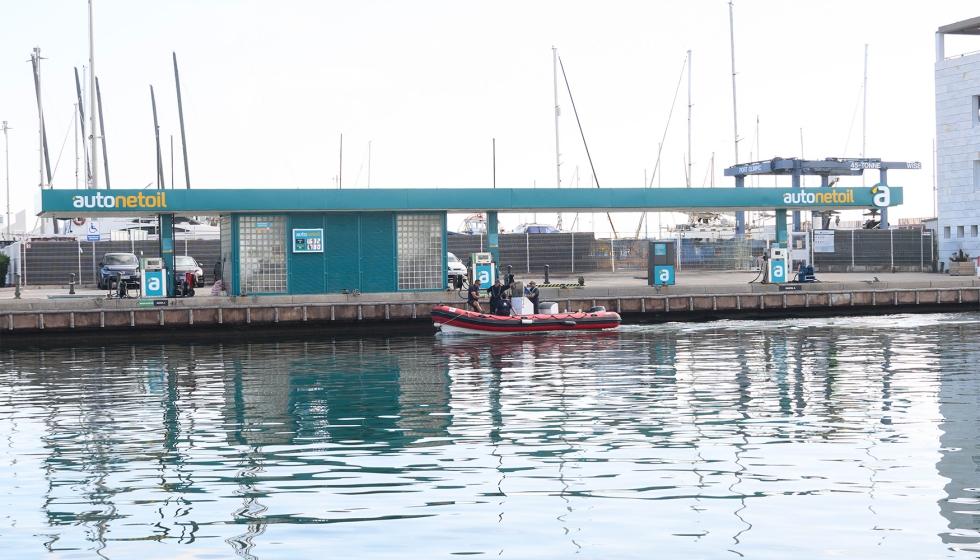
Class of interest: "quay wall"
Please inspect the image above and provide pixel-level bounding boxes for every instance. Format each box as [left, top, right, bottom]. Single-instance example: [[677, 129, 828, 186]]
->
[[2, 279, 979, 342]]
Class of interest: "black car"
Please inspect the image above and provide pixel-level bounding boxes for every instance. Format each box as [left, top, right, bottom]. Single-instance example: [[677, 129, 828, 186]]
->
[[97, 252, 141, 290], [174, 255, 204, 287]]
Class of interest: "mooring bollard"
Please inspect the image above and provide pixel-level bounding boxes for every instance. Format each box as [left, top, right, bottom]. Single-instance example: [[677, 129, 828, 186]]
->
[[544, 264, 550, 284], [69, 273, 76, 295], [14, 272, 21, 299]]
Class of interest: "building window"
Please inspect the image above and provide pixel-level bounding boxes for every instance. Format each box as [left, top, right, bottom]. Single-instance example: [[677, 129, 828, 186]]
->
[[238, 215, 287, 294], [975, 160, 980, 192], [944, 226, 951, 239], [973, 225, 979, 237], [974, 96, 980, 127], [957, 225, 965, 238], [396, 214, 443, 290]]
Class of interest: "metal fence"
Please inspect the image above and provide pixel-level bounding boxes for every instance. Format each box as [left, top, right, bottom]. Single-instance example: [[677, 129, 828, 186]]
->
[[14, 239, 220, 286], [448, 233, 600, 274], [7, 228, 937, 286], [811, 229, 935, 272], [450, 229, 936, 276]]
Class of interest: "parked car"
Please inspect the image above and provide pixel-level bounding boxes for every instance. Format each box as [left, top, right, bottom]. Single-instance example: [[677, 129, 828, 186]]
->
[[174, 255, 204, 287], [447, 252, 467, 280], [512, 224, 560, 234], [97, 252, 140, 290]]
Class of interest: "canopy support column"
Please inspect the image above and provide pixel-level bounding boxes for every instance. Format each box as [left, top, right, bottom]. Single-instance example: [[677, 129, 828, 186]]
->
[[775, 209, 788, 247], [159, 213, 175, 296], [735, 175, 745, 236], [487, 211, 499, 278]]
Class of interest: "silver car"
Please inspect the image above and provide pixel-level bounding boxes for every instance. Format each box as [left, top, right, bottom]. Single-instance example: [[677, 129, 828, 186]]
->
[[174, 255, 204, 287], [447, 252, 467, 280]]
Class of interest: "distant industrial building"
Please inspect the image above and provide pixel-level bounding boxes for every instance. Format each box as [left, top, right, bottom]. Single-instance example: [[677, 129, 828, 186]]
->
[[936, 16, 980, 260]]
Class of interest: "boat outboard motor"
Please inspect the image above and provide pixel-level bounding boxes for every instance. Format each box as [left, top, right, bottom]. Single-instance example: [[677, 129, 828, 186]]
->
[[495, 299, 513, 316], [588, 306, 606, 313]]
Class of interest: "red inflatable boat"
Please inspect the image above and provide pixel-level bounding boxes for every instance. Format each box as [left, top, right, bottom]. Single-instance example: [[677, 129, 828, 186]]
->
[[431, 305, 621, 335]]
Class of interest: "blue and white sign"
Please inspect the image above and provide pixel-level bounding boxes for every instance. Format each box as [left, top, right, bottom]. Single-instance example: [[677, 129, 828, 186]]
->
[[653, 265, 675, 286], [292, 228, 324, 253], [474, 264, 494, 286], [142, 270, 167, 298], [86, 220, 101, 241], [769, 248, 788, 283]]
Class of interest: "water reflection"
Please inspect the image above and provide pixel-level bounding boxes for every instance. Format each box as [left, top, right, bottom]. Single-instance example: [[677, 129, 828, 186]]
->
[[0, 314, 977, 557]]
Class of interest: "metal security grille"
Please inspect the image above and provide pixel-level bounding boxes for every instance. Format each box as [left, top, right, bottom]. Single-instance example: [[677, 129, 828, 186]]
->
[[397, 214, 442, 290], [239, 215, 287, 294]]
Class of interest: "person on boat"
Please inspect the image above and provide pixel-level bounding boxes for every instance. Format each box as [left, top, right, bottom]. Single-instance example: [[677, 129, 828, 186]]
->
[[467, 279, 484, 313], [524, 280, 540, 314], [488, 278, 508, 315]]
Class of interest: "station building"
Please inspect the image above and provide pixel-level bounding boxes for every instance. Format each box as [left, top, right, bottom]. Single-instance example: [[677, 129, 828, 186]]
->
[[936, 16, 980, 259], [40, 185, 901, 295]]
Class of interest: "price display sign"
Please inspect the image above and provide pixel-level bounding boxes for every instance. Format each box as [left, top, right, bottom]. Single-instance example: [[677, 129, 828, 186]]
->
[[292, 229, 324, 253]]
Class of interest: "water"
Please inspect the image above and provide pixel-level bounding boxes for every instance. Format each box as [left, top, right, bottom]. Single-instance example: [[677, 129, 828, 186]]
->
[[1, 313, 979, 559]]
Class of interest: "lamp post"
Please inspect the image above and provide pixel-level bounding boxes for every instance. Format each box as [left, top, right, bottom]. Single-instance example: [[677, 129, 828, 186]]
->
[[3, 121, 10, 239]]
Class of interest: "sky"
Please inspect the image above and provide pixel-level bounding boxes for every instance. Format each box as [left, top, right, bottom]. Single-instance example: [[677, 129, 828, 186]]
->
[[1, 0, 979, 234]]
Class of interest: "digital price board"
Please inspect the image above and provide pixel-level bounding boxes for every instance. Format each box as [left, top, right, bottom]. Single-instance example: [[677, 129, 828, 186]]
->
[[292, 229, 324, 253]]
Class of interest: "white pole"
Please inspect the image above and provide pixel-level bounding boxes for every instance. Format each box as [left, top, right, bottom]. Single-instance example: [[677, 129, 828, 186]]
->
[[74, 104, 79, 188], [687, 50, 692, 188], [729, 1, 739, 164], [89, 0, 99, 189], [3, 121, 10, 239], [862, 44, 867, 187], [553, 46, 561, 189]]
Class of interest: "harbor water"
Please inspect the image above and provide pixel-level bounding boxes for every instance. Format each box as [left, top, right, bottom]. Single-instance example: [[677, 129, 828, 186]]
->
[[1, 313, 979, 558]]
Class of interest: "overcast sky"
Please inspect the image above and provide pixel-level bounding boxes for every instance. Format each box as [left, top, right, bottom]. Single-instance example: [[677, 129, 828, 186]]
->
[[1, 0, 978, 233]]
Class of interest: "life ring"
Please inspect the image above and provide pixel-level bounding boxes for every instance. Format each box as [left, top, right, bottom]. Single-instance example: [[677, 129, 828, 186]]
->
[[72, 217, 86, 226]]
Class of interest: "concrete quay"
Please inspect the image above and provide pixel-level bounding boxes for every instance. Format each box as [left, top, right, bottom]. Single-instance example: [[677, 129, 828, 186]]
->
[[1, 271, 978, 341]]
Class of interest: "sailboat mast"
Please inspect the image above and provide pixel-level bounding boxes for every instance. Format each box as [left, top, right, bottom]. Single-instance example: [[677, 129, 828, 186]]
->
[[553, 46, 560, 189], [729, 1, 744, 237], [74, 68, 91, 187], [862, 43, 867, 186], [173, 52, 190, 189], [97, 77, 110, 189], [687, 50, 692, 188], [151, 85, 164, 189], [729, 1, 739, 164], [89, 0, 99, 189], [31, 48, 58, 234]]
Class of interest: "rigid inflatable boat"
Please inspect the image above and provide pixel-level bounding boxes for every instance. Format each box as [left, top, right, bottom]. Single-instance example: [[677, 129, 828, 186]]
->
[[431, 305, 621, 335]]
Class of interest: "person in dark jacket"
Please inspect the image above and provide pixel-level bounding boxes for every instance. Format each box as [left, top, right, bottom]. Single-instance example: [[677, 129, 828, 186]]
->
[[487, 278, 508, 315], [524, 280, 540, 314], [467, 279, 484, 312]]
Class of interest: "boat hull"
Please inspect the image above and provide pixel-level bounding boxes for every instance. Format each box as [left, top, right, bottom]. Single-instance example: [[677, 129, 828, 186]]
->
[[431, 305, 621, 336]]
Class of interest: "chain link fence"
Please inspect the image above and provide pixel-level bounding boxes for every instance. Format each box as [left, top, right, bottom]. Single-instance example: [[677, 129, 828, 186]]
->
[[13, 239, 220, 286], [812, 229, 935, 272], [6, 227, 937, 286]]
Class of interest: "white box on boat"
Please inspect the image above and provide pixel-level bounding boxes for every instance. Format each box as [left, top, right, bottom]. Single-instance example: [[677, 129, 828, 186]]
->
[[511, 296, 533, 315], [538, 302, 558, 315]]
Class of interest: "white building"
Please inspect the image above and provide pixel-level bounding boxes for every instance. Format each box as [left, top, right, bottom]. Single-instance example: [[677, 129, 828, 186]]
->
[[936, 17, 980, 261]]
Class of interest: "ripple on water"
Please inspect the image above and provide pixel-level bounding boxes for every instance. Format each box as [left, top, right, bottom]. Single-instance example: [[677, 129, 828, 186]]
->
[[0, 313, 977, 558]]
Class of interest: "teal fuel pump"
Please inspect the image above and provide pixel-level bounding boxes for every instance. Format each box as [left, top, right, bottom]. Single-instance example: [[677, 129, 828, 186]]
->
[[141, 258, 168, 298], [648, 241, 675, 286]]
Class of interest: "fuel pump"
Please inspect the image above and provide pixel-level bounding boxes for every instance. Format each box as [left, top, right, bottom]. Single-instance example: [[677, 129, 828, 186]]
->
[[470, 252, 495, 286], [141, 258, 168, 298], [647, 240, 676, 286], [768, 247, 788, 284]]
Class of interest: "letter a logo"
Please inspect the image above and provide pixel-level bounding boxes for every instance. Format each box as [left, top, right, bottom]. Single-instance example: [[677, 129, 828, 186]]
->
[[872, 185, 890, 207]]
